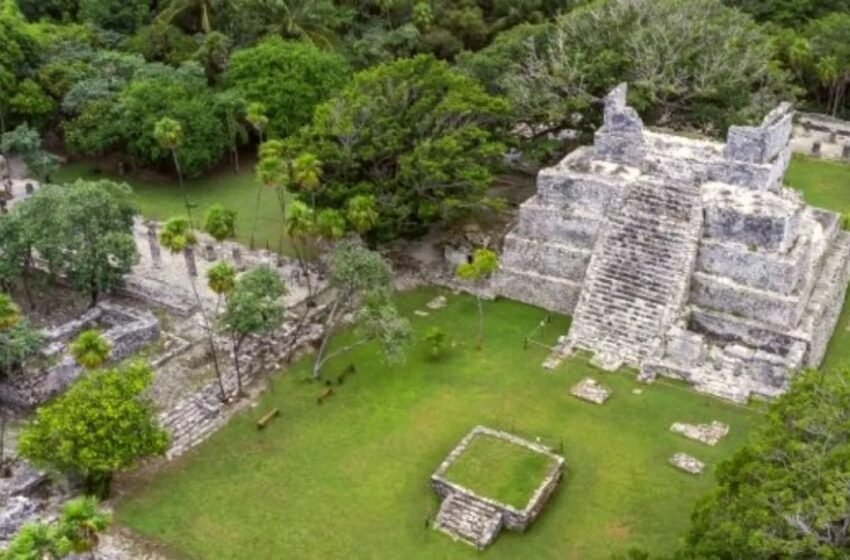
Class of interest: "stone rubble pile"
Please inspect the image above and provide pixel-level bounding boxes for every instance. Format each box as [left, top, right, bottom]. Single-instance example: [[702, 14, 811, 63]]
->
[[669, 453, 705, 475], [569, 377, 611, 404], [670, 421, 730, 446]]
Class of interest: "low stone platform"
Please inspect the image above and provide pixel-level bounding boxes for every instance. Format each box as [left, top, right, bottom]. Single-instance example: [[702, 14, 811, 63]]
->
[[669, 453, 705, 475], [570, 377, 611, 404], [431, 426, 565, 550], [670, 421, 729, 446]]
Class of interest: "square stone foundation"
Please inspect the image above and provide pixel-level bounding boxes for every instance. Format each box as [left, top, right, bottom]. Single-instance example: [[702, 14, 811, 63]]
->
[[431, 426, 565, 549]]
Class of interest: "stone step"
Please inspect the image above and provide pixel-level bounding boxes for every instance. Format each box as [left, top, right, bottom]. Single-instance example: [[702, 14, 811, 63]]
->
[[567, 178, 702, 367], [435, 492, 503, 549]]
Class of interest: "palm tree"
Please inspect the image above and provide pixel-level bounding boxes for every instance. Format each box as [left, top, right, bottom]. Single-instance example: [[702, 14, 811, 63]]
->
[[156, 0, 233, 34], [256, 0, 345, 48], [292, 152, 322, 208], [256, 140, 288, 256], [456, 248, 499, 350], [154, 118, 194, 223], [160, 217, 227, 400], [70, 330, 110, 370], [55, 496, 111, 560]]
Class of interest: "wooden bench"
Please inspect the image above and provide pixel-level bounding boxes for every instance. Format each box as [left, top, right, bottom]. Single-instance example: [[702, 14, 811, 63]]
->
[[337, 364, 357, 385], [317, 387, 334, 405], [256, 408, 280, 430]]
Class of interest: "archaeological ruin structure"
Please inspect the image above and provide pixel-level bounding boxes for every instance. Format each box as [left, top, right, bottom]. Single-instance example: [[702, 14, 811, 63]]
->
[[496, 84, 850, 402]]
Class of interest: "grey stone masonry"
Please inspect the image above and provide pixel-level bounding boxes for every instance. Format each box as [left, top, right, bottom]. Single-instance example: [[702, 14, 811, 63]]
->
[[499, 83, 850, 403], [431, 426, 565, 550]]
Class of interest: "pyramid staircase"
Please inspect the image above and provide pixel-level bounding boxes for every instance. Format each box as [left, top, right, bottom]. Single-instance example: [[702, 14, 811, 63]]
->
[[564, 179, 703, 369]]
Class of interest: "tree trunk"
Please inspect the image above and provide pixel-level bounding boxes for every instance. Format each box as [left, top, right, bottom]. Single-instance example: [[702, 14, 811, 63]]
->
[[476, 295, 484, 350], [187, 274, 227, 401], [0, 412, 6, 468], [232, 334, 244, 397], [250, 182, 263, 250], [312, 298, 341, 379], [232, 145, 240, 173], [183, 246, 198, 277], [172, 149, 193, 224], [86, 471, 112, 499]]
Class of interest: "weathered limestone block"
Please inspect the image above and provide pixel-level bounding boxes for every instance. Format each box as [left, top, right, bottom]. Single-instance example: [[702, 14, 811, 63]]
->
[[669, 453, 705, 474], [512, 200, 603, 250], [690, 272, 803, 329], [570, 377, 611, 404], [492, 269, 581, 315], [724, 103, 793, 164], [689, 308, 802, 356], [696, 238, 807, 295], [501, 236, 590, 281], [670, 421, 729, 446], [662, 327, 707, 366], [702, 182, 803, 252], [593, 83, 646, 166]]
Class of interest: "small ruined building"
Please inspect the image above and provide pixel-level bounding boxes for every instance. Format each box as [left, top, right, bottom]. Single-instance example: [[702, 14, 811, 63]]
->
[[495, 84, 850, 402]]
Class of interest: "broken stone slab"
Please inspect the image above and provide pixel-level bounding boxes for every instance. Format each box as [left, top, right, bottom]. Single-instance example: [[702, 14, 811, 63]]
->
[[0, 496, 40, 539], [414, 310, 429, 317], [669, 452, 705, 475], [426, 295, 448, 310], [570, 377, 611, 404], [670, 421, 730, 446]]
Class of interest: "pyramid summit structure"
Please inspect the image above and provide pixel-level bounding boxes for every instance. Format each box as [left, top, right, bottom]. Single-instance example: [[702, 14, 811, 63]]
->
[[495, 84, 850, 402]]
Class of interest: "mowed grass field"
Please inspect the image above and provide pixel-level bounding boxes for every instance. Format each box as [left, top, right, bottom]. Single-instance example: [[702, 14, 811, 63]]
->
[[116, 289, 761, 559], [54, 162, 294, 255]]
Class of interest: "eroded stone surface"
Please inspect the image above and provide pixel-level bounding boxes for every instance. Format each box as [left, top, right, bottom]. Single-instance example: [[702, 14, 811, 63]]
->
[[496, 83, 850, 403], [669, 453, 705, 475], [431, 426, 565, 550], [426, 295, 448, 310], [670, 421, 730, 446], [570, 377, 611, 404]]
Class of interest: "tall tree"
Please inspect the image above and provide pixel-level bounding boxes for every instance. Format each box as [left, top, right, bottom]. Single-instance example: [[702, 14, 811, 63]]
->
[[219, 266, 286, 395], [286, 54, 509, 240], [18, 362, 169, 497], [159, 216, 228, 400], [685, 368, 850, 558], [456, 248, 499, 350], [312, 239, 410, 379], [225, 37, 349, 139]]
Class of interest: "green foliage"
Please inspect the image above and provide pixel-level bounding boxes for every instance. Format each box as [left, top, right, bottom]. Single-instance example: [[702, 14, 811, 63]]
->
[[69, 329, 110, 370], [0, 294, 42, 378], [206, 260, 236, 296], [225, 37, 349, 139], [125, 24, 197, 65], [0, 124, 59, 181], [153, 116, 184, 150], [219, 266, 286, 340], [456, 248, 499, 282], [685, 368, 850, 558], [0, 495, 111, 559], [724, 0, 850, 27], [203, 204, 237, 241], [78, 0, 150, 33], [288, 54, 509, 240], [345, 194, 379, 235], [501, 0, 795, 135], [12, 180, 138, 304], [17, 362, 169, 495], [423, 325, 449, 359], [116, 65, 229, 177], [159, 216, 197, 253]]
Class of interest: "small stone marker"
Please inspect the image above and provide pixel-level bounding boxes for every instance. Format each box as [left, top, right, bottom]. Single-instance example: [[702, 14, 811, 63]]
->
[[631, 388, 642, 395], [570, 377, 611, 404], [812, 141, 822, 157], [670, 421, 729, 446], [414, 310, 429, 317], [669, 453, 704, 475], [426, 295, 448, 310]]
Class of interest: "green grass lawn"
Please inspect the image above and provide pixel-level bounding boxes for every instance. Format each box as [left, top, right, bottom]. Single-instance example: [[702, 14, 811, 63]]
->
[[54, 162, 294, 255], [117, 289, 762, 559], [787, 154, 850, 216], [443, 433, 558, 509]]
